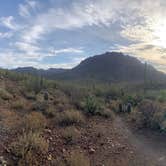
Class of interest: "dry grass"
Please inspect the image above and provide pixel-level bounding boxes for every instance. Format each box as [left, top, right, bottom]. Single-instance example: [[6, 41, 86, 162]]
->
[[10, 131, 48, 166], [61, 126, 81, 144], [11, 100, 25, 110], [0, 88, 13, 100], [66, 151, 90, 166], [23, 112, 47, 132], [0, 110, 22, 133], [56, 110, 85, 126]]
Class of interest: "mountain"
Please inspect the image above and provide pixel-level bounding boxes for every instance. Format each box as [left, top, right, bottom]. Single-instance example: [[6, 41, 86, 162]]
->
[[13, 67, 68, 79], [13, 52, 166, 82]]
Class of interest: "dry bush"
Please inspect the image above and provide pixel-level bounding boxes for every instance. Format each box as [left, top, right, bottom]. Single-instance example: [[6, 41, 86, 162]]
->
[[0, 88, 13, 100], [96, 108, 114, 119], [0, 110, 22, 133], [56, 110, 85, 126], [11, 100, 25, 110], [23, 112, 47, 133], [44, 107, 57, 118], [109, 100, 122, 113], [129, 100, 166, 130], [66, 151, 90, 166], [129, 109, 147, 129], [10, 131, 48, 166], [61, 126, 81, 145]]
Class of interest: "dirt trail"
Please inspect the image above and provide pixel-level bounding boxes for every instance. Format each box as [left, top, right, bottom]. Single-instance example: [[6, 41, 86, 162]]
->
[[113, 116, 166, 166]]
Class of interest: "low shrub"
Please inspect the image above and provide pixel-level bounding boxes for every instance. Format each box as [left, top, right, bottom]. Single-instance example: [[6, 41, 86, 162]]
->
[[96, 108, 114, 119], [56, 110, 85, 126], [66, 151, 90, 166], [23, 112, 47, 133], [0, 110, 22, 133], [31, 101, 49, 112], [0, 88, 13, 100], [129, 100, 166, 131], [109, 100, 122, 113], [10, 131, 48, 166], [61, 126, 81, 145], [84, 96, 99, 115], [11, 100, 25, 110]]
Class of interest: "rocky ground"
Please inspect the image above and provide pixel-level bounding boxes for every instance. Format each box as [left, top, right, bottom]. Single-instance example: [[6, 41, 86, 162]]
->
[[2, 114, 166, 166]]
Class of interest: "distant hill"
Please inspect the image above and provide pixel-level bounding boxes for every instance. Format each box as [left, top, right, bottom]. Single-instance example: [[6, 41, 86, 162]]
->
[[13, 67, 68, 79], [13, 52, 166, 82]]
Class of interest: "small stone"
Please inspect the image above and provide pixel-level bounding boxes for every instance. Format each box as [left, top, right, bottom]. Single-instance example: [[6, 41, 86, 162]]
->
[[45, 129, 52, 134], [47, 154, 52, 161], [89, 148, 95, 154], [62, 148, 66, 153], [0, 156, 7, 166]]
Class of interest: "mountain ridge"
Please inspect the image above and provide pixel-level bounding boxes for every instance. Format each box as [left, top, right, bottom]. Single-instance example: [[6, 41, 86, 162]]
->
[[12, 52, 166, 82]]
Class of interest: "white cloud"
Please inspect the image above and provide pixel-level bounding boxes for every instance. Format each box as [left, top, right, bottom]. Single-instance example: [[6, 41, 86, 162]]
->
[[0, 32, 13, 38], [0, 16, 19, 30], [19, 0, 38, 18], [50, 47, 84, 55], [15, 41, 40, 54], [1, 0, 166, 71]]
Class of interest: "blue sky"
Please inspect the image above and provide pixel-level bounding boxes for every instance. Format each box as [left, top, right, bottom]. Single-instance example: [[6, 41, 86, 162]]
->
[[0, 0, 166, 72]]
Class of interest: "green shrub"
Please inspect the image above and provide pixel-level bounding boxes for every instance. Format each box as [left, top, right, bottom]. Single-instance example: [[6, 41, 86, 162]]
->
[[84, 96, 99, 115]]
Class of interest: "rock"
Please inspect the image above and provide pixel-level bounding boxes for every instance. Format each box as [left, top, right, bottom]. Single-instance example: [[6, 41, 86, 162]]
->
[[62, 148, 66, 153], [89, 148, 95, 154], [47, 154, 52, 161], [45, 129, 52, 134], [0, 156, 7, 166]]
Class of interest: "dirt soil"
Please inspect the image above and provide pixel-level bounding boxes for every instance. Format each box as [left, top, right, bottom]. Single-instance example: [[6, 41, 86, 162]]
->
[[1, 115, 166, 166]]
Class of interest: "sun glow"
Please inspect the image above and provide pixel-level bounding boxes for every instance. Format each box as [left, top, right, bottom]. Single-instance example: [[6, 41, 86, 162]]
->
[[153, 22, 166, 48]]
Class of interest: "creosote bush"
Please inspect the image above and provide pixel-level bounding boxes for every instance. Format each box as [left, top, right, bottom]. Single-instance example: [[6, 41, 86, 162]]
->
[[129, 100, 166, 131]]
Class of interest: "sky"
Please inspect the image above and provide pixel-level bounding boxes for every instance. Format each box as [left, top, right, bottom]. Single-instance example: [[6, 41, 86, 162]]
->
[[0, 0, 166, 72]]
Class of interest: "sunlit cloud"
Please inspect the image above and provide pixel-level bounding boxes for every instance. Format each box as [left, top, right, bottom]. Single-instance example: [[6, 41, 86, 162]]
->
[[0, 0, 166, 72]]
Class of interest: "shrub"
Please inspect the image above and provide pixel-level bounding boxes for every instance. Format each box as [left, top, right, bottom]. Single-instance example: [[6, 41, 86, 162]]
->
[[96, 108, 114, 119], [61, 126, 81, 145], [0, 110, 22, 133], [129, 100, 166, 130], [31, 101, 49, 112], [23, 112, 47, 133], [10, 131, 48, 166], [56, 110, 85, 126], [11, 100, 25, 110], [66, 151, 90, 166], [138, 100, 161, 127], [109, 100, 122, 113], [84, 96, 99, 115], [0, 88, 13, 100], [44, 107, 56, 118]]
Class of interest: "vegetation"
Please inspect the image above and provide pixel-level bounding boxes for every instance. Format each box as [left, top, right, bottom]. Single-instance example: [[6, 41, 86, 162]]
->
[[0, 68, 166, 165]]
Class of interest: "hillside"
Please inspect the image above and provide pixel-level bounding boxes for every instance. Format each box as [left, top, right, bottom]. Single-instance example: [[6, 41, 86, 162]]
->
[[13, 52, 166, 82], [1, 69, 166, 165]]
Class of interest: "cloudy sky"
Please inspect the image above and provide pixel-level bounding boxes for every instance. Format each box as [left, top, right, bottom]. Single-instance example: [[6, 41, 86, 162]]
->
[[0, 0, 166, 72]]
